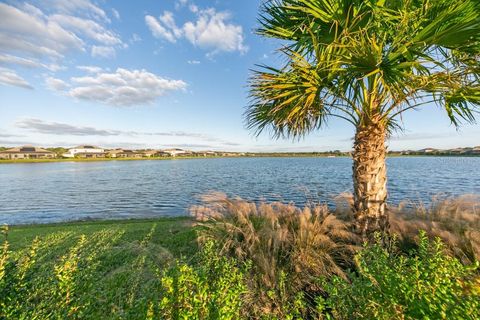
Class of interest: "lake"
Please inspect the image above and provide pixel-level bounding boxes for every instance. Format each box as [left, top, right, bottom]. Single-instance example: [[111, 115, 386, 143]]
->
[[1, 157, 479, 224]]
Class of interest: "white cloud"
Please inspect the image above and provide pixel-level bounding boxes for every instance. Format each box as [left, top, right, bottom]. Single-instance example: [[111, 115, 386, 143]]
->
[[159, 11, 182, 38], [0, 53, 62, 72], [45, 76, 68, 91], [145, 14, 177, 43], [40, 0, 110, 23], [0, 53, 42, 68], [0, 1, 123, 83], [112, 8, 120, 20], [76, 65, 103, 73], [49, 14, 122, 46], [0, 3, 84, 59], [175, 0, 189, 10], [130, 33, 142, 43], [183, 9, 248, 54], [20, 3, 44, 18], [15, 118, 241, 147], [0, 67, 33, 89], [91, 45, 116, 58], [48, 68, 187, 107], [189, 4, 199, 13], [145, 8, 248, 55], [188, 60, 201, 64]]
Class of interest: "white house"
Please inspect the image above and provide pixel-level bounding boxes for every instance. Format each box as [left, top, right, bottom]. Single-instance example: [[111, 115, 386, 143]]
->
[[63, 145, 106, 158], [163, 148, 189, 157]]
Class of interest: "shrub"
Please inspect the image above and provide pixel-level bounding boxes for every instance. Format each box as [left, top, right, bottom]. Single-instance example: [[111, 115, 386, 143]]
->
[[191, 193, 359, 318], [318, 231, 480, 320], [0, 228, 125, 319], [157, 241, 247, 319]]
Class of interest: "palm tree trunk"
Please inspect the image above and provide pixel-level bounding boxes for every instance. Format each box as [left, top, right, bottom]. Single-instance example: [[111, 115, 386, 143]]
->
[[352, 121, 388, 237]]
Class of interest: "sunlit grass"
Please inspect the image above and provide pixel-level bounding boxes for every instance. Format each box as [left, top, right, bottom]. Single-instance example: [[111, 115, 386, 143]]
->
[[1, 218, 196, 319]]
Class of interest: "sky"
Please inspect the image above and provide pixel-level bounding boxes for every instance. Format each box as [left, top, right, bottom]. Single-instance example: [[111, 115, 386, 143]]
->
[[0, 0, 478, 152]]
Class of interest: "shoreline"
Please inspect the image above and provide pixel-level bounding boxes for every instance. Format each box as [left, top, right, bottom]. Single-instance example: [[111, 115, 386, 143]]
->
[[1, 154, 479, 164], [5, 215, 192, 228], [5, 215, 196, 256]]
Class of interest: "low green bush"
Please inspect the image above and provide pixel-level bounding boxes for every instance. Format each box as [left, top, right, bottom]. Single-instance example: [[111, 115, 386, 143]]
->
[[318, 231, 480, 320], [157, 241, 248, 320]]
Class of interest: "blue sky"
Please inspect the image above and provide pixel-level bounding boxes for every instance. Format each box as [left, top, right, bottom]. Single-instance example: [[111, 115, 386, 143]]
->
[[0, 0, 478, 152]]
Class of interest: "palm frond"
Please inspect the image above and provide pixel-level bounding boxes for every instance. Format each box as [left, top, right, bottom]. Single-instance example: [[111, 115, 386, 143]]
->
[[247, 0, 480, 137]]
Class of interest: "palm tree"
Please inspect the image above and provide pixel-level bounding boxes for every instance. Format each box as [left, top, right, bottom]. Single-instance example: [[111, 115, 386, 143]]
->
[[246, 0, 480, 237]]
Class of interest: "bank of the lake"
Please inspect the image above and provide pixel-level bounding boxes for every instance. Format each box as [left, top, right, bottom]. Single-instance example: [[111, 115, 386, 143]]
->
[[1, 153, 479, 164], [1, 217, 201, 319], [6, 216, 196, 252], [0, 155, 228, 164]]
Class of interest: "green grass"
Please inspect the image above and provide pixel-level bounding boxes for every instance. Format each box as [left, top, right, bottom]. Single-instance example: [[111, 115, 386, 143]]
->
[[7, 216, 196, 255], [1, 217, 198, 319]]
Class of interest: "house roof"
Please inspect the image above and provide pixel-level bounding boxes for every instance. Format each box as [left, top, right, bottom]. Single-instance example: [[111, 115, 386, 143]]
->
[[163, 148, 185, 151], [73, 151, 106, 154], [108, 149, 140, 154], [0, 146, 54, 154], [71, 145, 101, 149]]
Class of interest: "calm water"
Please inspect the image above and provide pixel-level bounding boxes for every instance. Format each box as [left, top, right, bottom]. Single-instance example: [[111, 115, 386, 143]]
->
[[1, 157, 479, 224]]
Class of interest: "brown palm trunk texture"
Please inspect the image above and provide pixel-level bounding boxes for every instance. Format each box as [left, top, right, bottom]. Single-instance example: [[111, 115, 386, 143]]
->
[[352, 121, 389, 237]]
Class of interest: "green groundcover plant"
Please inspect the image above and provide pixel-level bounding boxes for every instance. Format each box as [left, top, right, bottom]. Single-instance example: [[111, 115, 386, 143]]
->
[[318, 231, 480, 320], [157, 241, 247, 320]]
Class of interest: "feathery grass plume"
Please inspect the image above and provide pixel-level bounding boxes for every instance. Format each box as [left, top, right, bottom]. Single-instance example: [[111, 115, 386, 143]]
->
[[191, 192, 359, 318], [389, 194, 480, 264], [326, 192, 480, 264]]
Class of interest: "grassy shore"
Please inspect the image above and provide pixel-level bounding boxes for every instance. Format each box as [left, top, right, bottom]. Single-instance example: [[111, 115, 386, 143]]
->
[[0, 154, 348, 164], [2, 153, 479, 164], [2, 217, 200, 319], [7, 216, 196, 254]]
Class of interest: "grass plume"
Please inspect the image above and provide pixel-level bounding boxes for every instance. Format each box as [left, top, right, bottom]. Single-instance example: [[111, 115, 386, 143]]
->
[[191, 193, 359, 317]]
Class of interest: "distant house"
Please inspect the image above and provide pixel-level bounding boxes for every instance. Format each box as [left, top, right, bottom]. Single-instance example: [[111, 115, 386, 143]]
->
[[108, 149, 143, 158], [420, 148, 438, 154], [0, 146, 56, 160], [143, 150, 170, 157], [222, 152, 241, 157], [163, 148, 190, 157], [449, 148, 467, 154], [197, 150, 218, 157], [471, 146, 480, 154], [63, 146, 106, 158], [143, 150, 157, 157]]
